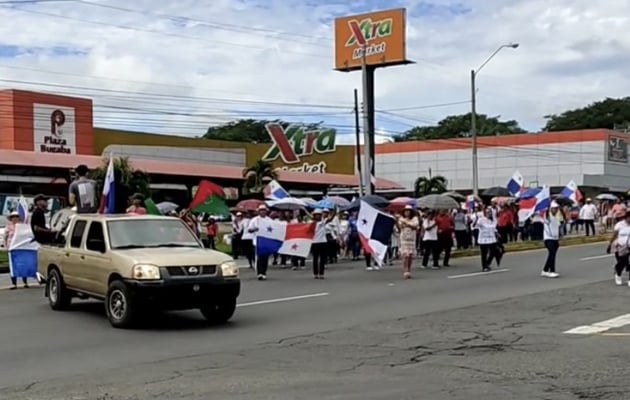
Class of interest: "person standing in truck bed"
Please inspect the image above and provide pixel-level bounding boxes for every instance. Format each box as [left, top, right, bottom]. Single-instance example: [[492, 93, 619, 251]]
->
[[68, 164, 98, 214]]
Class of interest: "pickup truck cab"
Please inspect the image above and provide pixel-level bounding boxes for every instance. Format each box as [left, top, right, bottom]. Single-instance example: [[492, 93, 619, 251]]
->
[[37, 214, 240, 328]]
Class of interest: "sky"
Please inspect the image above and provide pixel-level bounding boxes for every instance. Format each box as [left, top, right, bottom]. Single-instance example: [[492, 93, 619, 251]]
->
[[0, 0, 628, 145]]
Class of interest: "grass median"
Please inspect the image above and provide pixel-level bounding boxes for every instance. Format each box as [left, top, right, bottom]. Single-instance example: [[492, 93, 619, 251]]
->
[[0, 234, 608, 272], [451, 234, 608, 258]]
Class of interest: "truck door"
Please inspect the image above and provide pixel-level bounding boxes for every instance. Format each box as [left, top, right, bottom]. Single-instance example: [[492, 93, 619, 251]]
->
[[64, 219, 87, 288], [82, 221, 110, 296]]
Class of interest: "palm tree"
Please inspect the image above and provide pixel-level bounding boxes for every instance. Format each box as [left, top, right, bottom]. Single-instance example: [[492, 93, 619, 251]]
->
[[414, 175, 448, 197], [242, 160, 278, 194]]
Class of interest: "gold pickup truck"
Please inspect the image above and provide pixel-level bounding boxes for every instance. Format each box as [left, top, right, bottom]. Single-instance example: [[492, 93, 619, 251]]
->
[[36, 214, 240, 329]]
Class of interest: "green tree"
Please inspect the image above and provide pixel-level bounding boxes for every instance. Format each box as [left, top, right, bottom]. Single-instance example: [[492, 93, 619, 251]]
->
[[242, 160, 278, 194], [204, 119, 326, 143], [414, 174, 448, 197], [543, 97, 630, 131], [395, 113, 525, 141], [89, 157, 151, 212]]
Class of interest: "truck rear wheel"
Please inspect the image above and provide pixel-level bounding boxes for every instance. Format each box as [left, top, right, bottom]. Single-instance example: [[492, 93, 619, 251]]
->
[[200, 297, 237, 324], [105, 280, 137, 329], [47, 269, 72, 311]]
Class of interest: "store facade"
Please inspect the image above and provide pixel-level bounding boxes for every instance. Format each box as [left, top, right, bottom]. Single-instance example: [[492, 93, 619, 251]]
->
[[373, 129, 630, 193], [0, 89, 403, 197]]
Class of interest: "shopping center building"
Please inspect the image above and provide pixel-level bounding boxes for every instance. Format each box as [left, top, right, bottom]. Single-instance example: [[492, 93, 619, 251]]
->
[[0, 89, 403, 211], [3, 87, 629, 212], [374, 129, 630, 193]]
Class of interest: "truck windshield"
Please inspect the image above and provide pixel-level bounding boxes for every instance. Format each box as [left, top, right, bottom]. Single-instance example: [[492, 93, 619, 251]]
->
[[107, 219, 202, 250]]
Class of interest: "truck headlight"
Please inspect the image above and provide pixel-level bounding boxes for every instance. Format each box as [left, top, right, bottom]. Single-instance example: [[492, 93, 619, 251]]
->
[[132, 264, 161, 280], [220, 261, 239, 277]]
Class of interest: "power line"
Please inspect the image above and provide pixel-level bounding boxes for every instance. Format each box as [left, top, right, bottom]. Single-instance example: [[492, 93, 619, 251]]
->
[[6, 6, 329, 58], [381, 100, 470, 112], [75, 0, 330, 48]]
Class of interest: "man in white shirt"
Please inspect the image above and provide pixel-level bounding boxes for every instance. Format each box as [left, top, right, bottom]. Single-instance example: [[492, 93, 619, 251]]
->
[[248, 204, 271, 280], [579, 198, 598, 236], [240, 210, 256, 269]]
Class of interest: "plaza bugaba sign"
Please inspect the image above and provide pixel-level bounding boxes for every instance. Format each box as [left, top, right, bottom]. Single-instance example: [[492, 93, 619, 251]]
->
[[261, 124, 336, 173]]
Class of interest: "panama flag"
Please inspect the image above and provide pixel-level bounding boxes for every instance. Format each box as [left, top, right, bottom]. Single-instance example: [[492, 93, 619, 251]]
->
[[357, 200, 396, 266], [518, 186, 551, 220], [263, 180, 289, 200], [98, 157, 116, 214], [8, 223, 38, 279], [17, 195, 30, 223], [256, 219, 315, 258], [465, 195, 477, 210], [506, 171, 525, 197], [560, 180, 583, 204]]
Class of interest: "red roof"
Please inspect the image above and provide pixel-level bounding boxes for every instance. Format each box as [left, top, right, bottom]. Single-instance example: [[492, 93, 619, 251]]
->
[[0, 149, 403, 190], [375, 129, 612, 154]]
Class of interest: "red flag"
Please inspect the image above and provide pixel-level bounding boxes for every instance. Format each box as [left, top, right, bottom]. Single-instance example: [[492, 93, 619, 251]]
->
[[189, 180, 229, 216]]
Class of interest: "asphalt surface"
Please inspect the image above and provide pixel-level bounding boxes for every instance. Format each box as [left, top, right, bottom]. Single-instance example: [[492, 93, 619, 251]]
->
[[0, 242, 627, 400]]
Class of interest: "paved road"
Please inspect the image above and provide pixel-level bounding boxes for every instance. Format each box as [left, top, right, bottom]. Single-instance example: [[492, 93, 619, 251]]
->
[[0, 242, 625, 399]]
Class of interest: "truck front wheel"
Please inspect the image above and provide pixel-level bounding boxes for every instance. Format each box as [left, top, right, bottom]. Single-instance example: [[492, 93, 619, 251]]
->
[[47, 269, 72, 311], [105, 281, 137, 329], [200, 297, 237, 324]]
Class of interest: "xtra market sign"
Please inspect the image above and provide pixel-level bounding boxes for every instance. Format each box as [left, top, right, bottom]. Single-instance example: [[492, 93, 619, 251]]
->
[[261, 123, 337, 173]]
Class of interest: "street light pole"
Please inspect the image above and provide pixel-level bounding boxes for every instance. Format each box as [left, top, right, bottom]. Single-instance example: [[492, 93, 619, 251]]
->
[[470, 43, 519, 197], [471, 69, 478, 197]]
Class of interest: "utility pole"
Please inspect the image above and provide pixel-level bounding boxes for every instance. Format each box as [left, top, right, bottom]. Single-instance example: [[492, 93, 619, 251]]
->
[[470, 69, 478, 197], [361, 46, 374, 196], [470, 43, 519, 197], [353, 88, 364, 196], [361, 46, 373, 196]]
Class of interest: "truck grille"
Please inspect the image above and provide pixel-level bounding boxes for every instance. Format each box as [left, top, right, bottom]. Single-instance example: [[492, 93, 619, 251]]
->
[[166, 265, 217, 276]]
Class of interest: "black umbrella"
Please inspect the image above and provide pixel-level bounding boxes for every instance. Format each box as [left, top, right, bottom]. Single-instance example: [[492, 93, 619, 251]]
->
[[341, 195, 389, 211], [552, 195, 574, 207], [442, 191, 466, 201], [482, 186, 511, 197]]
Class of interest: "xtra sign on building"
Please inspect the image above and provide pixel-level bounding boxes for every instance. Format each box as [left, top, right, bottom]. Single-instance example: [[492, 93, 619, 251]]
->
[[260, 123, 337, 173], [33, 103, 76, 154]]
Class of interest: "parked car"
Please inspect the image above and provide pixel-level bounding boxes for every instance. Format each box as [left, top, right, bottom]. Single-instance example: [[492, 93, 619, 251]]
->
[[36, 214, 240, 328]]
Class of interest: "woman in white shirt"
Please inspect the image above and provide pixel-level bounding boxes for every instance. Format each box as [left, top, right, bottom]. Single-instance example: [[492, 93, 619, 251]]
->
[[421, 210, 439, 269], [311, 209, 333, 279], [542, 201, 561, 278], [398, 205, 419, 278], [477, 208, 499, 272], [607, 210, 630, 286]]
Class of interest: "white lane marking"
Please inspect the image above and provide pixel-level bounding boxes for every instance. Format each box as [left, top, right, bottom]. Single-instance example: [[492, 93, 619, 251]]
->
[[237, 292, 329, 308], [580, 254, 613, 261], [447, 269, 510, 279], [564, 313, 630, 335]]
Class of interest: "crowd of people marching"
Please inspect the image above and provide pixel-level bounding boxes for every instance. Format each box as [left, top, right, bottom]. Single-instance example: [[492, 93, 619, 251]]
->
[[225, 198, 569, 280], [4, 163, 629, 288]]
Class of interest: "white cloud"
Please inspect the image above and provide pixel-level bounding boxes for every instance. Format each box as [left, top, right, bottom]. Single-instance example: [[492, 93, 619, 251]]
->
[[0, 0, 627, 140]]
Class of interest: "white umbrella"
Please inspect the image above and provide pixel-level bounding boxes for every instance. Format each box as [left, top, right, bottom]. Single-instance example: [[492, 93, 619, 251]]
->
[[417, 194, 459, 210], [266, 197, 307, 210], [596, 193, 618, 201]]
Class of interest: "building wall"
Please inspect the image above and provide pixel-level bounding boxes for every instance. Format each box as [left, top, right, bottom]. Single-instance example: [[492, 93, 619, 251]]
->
[[0, 89, 93, 154], [94, 127, 356, 175], [102, 144, 246, 167], [376, 141, 605, 191], [599, 131, 630, 191], [373, 130, 618, 192]]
